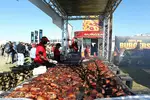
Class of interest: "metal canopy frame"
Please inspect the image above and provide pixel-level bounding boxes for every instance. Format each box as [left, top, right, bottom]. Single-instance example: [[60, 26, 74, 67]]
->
[[68, 16, 99, 20], [42, 0, 66, 18], [102, 0, 122, 60], [29, 0, 122, 60], [56, 0, 109, 16], [41, 0, 121, 20]]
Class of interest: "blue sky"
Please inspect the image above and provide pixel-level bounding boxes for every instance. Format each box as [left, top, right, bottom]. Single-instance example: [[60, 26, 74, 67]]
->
[[113, 0, 150, 36], [0, 0, 150, 42]]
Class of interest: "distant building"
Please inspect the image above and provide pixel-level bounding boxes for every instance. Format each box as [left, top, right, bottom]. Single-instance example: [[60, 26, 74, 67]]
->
[[50, 39, 62, 44], [135, 33, 150, 36]]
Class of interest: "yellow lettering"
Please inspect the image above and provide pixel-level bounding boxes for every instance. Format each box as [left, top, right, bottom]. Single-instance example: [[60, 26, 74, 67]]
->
[[129, 43, 133, 48], [128, 40, 136, 42], [137, 40, 142, 42], [127, 43, 129, 48], [141, 43, 146, 49], [120, 43, 124, 48], [146, 43, 150, 48], [124, 43, 126, 48], [133, 43, 137, 48]]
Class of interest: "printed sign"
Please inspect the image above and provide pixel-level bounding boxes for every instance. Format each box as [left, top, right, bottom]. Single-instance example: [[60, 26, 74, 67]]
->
[[74, 31, 103, 38], [114, 36, 150, 66]]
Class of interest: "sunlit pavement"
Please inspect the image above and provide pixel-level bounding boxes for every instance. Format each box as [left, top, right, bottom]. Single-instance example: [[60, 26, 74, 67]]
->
[[0, 56, 15, 72]]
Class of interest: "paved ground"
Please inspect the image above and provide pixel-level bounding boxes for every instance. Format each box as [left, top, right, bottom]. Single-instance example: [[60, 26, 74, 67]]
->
[[0, 55, 31, 72], [120, 66, 150, 94], [143, 69, 150, 74], [0, 56, 15, 72]]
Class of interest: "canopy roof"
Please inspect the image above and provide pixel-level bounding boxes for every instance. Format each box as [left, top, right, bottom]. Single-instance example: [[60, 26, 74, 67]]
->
[[29, 0, 121, 18], [56, 0, 109, 16], [29, 0, 121, 27]]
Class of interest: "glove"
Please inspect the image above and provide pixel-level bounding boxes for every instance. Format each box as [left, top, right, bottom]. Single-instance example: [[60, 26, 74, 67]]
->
[[49, 59, 57, 64]]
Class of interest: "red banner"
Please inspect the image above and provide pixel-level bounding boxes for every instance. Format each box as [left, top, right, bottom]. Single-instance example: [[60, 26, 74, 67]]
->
[[74, 31, 103, 38]]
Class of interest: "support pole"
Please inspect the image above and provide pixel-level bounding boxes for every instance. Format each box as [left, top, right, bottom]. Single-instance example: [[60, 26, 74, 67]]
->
[[108, 14, 113, 62], [102, 17, 109, 60], [62, 19, 68, 55], [98, 15, 104, 57], [61, 20, 64, 51], [102, 15, 112, 61]]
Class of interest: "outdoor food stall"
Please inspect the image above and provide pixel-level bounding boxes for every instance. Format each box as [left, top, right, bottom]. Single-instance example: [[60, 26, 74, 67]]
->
[[2, 0, 150, 100]]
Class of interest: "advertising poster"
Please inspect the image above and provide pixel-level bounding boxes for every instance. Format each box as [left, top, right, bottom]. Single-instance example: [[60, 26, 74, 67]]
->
[[74, 31, 103, 38], [114, 36, 150, 66], [81, 17, 103, 57], [83, 20, 100, 31], [83, 15, 103, 31]]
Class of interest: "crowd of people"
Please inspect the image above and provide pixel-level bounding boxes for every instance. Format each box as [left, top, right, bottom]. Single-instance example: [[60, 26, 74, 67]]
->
[[0, 36, 80, 67], [0, 41, 33, 65]]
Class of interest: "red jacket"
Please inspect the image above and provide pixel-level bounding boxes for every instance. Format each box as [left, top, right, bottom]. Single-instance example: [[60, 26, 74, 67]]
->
[[54, 48, 60, 62], [34, 43, 47, 64]]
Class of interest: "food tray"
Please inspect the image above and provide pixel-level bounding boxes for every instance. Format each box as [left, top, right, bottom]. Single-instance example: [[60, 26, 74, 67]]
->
[[0, 98, 31, 100], [82, 58, 135, 95], [95, 95, 150, 100]]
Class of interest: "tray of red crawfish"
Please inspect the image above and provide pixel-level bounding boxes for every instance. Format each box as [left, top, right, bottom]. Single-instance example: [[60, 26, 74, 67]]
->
[[2, 58, 135, 100]]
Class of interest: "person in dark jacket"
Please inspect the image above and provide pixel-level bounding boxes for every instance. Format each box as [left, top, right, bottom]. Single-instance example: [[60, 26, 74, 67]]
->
[[8, 42, 16, 64], [11, 42, 17, 63], [17, 42, 26, 66], [5, 42, 12, 64], [1, 44, 5, 56]]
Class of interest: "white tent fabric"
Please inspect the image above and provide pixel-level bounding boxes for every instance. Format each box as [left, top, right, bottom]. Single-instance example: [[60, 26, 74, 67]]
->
[[0, 40, 8, 45]]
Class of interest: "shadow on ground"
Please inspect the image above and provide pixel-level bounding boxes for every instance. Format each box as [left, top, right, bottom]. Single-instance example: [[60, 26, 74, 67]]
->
[[120, 66, 150, 89]]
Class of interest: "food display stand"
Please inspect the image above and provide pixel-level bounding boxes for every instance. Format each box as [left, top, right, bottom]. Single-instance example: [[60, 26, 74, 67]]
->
[[1, 57, 135, 100]]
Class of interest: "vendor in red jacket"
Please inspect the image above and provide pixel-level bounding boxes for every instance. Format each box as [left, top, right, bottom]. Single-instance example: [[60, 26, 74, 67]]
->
[[34, 36, 50, 66], [54, 43, 61, 62]]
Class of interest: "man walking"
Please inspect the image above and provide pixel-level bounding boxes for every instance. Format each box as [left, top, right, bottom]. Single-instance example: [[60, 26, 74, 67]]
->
[[1, 44, 5, 56], [17, 42, 25, 66], [5, 41, 11, 64], [30, 43, 36, 62]]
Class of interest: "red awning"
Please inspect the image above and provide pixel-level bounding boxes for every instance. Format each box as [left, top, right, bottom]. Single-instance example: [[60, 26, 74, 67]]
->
[[74, 31, 103, 38]]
